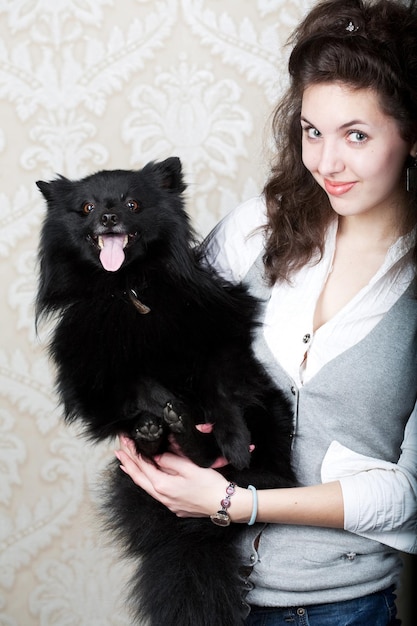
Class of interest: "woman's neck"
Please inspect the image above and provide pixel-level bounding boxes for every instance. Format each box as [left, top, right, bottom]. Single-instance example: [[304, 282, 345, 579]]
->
[[336, 209, 412, 252]]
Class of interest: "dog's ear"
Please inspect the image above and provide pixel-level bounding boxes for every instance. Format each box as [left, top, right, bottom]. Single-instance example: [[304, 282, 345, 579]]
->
[[36, 176, 70, 202], [36, 180, 53, 201], [147, 157, 186, 193]]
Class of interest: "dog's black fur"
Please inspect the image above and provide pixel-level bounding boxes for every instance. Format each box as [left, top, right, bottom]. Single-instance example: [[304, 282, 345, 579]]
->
[[36, 157, 295, 626]]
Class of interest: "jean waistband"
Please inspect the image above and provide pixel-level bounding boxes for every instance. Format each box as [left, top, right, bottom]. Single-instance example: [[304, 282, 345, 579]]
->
[[249, 584, 397, 612]]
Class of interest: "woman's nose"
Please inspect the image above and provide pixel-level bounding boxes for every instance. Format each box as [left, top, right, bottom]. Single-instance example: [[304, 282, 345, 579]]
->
[[317, 140, 345, 176]]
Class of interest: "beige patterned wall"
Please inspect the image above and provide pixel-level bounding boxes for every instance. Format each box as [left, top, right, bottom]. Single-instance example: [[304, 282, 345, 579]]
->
[[0, 1, 414, 625]]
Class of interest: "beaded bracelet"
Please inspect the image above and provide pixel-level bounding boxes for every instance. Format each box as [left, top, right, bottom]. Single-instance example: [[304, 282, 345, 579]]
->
[[247, 484, 258, 526], [210, 482, 236, 527]]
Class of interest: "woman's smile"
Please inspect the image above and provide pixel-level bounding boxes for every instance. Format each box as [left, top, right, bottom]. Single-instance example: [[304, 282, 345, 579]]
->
[[324, 179, 356, 196]]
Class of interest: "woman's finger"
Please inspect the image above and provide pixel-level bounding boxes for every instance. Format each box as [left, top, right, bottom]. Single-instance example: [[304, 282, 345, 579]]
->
[[118, 435, 137, 458], [210, 456, 229, 469], [115, 449, 157, 494], [152, 451, 197, 475], [195, 423, 214, 433]]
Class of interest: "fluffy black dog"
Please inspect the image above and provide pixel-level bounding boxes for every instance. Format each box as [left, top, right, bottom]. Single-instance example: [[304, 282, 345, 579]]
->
[[36, 157, 295, 626]]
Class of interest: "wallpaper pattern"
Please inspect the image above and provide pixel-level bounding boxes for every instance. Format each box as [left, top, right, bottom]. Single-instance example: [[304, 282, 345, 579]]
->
[[0, 1, 413, 625]]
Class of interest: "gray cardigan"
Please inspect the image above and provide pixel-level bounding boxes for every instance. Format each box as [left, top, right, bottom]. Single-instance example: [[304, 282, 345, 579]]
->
[[239, 258, 417, 607]]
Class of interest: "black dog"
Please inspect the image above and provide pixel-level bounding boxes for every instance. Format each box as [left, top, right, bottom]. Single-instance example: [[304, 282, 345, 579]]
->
[[36, 157, 295, 626]]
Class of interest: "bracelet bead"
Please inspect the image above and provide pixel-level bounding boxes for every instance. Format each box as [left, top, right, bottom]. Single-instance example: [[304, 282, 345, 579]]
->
[[210, 482, 236, 527]]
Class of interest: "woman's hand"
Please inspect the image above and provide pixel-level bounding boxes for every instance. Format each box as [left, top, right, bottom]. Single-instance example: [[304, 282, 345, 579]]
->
[[115, 436, 232, 518], [115, 436, 345, 527]]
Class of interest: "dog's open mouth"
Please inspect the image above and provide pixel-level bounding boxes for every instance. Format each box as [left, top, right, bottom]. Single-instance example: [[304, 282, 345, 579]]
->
[[97, 234, 127, 272], [88, 232, 137, 272], [86, 233, 129, 272]]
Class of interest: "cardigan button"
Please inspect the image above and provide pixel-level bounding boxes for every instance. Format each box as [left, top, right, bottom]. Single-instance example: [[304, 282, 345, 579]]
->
[[291, 385, 297, 395], [302, 333, 311, 344]]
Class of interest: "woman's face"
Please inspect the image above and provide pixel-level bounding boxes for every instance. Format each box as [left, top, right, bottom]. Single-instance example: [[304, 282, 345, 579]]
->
[[300, 82, 416, 222]]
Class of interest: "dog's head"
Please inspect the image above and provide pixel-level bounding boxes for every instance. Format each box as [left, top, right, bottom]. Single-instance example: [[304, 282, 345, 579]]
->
[[37, 157, 189, 273]]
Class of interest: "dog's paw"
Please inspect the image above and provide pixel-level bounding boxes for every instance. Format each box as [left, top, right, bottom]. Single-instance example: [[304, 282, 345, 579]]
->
[[131, 413, 163, 442], [163, 402, 186, 434]]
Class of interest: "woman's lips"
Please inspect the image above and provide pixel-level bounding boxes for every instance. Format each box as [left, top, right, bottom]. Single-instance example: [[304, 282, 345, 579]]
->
[[324, 179, 356, 196]]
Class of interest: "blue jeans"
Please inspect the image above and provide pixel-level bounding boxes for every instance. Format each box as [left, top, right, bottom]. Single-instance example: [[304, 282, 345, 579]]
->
[[244, 586, 400, 626]]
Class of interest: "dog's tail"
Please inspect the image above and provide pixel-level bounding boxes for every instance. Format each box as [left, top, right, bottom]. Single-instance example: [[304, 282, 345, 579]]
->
[[102, 461, 248, 626]]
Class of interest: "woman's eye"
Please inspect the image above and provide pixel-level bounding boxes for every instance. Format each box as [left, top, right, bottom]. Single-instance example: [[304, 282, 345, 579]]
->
[[127, 199, 140, 212], [348, 130, 367, 143], [302, 126, 321, 139], [82, 202, 95, 214]]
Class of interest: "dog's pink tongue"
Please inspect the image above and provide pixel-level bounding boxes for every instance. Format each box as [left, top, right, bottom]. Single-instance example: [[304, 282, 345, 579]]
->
[[99, 235, 126, 272]]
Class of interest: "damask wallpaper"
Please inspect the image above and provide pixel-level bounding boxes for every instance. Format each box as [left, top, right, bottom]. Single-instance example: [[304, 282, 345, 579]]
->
[[0, 1, 413, 625]]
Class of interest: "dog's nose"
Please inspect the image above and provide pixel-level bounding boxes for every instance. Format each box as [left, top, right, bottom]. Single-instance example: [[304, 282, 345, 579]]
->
[[101, 213, 118, 226]]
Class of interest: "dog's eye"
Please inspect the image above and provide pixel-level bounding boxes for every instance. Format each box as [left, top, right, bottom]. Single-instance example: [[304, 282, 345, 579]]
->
[[126, 200, 140, 212], [82, 202, 95, 215]]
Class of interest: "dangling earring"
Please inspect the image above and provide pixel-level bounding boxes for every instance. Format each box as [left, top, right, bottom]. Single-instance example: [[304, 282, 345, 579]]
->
[[407, 155, 417, 192]]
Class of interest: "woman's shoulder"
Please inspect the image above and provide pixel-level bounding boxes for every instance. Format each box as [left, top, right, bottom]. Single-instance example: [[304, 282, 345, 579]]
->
[[204, 196, 267, 282]]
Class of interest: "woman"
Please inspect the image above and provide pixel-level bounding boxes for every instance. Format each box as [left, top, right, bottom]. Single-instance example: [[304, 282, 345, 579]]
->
[[116, 0, 417, 623]]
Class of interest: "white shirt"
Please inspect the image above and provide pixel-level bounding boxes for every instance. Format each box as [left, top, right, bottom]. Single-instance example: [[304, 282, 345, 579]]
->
[[206, 196, 417, 553]]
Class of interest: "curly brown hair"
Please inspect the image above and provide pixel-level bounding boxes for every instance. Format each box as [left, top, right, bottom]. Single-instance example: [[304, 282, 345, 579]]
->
[[263, 0, 417, 283]]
